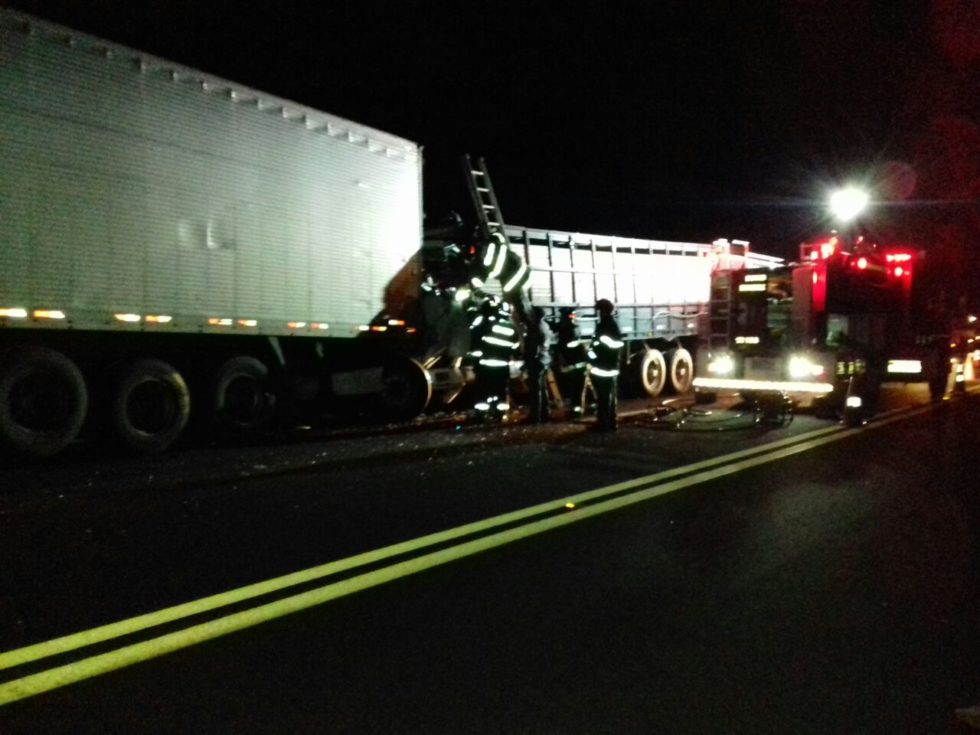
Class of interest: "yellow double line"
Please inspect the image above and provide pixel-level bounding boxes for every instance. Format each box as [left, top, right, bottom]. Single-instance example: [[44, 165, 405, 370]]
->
[[0, 402, 938, 705]]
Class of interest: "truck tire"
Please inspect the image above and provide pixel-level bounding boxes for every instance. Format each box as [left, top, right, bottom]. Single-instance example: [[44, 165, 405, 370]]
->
[[667, 348, 694, 394], [111, 359, 190, 454], [0, 347, 89, 458], [212, 355, 275, 436], [378, 357, 432, 421], [638, 349, 667, 398]]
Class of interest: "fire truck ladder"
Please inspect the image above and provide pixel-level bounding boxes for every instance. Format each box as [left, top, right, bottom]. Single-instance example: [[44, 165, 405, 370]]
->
[[708, 271, 737, 354], [463, 155, 508, 244]]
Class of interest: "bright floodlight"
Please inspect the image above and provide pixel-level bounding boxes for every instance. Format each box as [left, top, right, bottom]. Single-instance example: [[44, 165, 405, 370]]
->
[[829, 186, 869, 222]]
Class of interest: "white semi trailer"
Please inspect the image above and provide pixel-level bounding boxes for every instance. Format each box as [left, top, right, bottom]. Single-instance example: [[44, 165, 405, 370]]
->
[[0, 9, 432, 457], [502, 226, 781, 398]]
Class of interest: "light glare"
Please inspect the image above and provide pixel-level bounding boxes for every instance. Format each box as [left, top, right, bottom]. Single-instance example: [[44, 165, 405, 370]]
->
[[692, 377, 834, 394], [829, 186, 869, 222], [708, 355, 735, 375]]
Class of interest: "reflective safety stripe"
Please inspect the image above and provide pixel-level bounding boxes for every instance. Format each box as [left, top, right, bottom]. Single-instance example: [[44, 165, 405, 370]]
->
[[467, 350, 484, 358], [564, 339, 582, 348], [470, 316, 484, 329], [588, 350, 597, 360], [488, 243, 508, 279], [590, 366, 620, 378], [503, 259, 529, 293], [479, 359, 510, 367], [482, 240, 497, 268], [491, 324, 515, 337], [484, 336, 518, 348], [599, 335, 625, 349]]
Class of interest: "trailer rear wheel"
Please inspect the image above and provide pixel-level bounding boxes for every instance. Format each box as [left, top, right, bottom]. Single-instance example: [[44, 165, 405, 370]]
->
[[112, 359, 190, 454], [668, 348, 694, 394], [638, 349, 667, 398], [212, 355, 275, 436], [0, 347, 88, 458], [378, 357, 431, 421]]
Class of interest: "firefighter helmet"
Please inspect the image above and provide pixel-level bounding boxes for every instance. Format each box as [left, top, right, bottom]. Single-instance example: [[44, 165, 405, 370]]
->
[[595, 298, 614, 315]]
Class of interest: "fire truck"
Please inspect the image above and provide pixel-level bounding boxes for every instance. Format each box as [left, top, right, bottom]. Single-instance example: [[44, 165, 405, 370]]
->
[[693, 233, 952, 425]]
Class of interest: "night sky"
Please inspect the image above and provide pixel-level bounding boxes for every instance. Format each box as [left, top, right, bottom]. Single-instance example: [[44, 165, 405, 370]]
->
[[4, 1, 979, 277]]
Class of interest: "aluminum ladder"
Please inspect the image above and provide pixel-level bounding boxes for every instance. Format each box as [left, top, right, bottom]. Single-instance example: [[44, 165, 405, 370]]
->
[[462, 155, 508, 243]]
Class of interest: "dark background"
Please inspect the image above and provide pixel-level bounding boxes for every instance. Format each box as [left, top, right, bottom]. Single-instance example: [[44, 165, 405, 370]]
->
[[4, 1, 979, 303]]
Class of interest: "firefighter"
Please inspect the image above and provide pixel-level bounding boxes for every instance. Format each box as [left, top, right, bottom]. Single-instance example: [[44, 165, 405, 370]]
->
[[469, 296, 519, 422], [556, 306, 589, 414], [523, 306, 556, 423], [587, 298, 624, 432]]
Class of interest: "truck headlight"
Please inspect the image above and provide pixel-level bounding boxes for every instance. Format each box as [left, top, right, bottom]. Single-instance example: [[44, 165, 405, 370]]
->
[[789, 355, 824, 379], [708, 354, 735, 375]]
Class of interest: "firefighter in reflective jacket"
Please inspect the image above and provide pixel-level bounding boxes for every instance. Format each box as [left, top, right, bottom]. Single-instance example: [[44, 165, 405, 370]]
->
[[468, 297, 520, 421], [587, 299, 624, 432]]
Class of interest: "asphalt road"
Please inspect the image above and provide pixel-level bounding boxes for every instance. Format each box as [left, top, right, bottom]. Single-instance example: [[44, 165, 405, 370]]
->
[[1, 387, 979, 733]]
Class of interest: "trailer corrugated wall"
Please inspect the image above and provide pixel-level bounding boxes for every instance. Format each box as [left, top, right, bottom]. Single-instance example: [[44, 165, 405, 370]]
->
[[0, 10, 422, 338], [506, 226, 716, 340]]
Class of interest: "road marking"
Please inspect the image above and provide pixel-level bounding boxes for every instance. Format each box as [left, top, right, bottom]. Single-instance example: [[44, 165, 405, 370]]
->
[[0, 400, 945, 704], [0, 421, 844, 674]]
